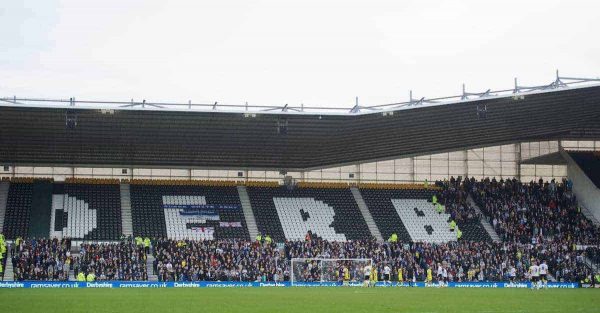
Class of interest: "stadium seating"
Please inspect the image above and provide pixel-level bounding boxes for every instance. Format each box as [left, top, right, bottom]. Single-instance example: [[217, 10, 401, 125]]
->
[[130, 184, 249, 240], [162, 195, 215, 240], [29, 180, 53, 238], [455, 219, 492, 242], [2, 182, 33, 239], [247, 186, 371, 242], [3, 178, 599, 284], [51, 183, 122, 240], [392, 199, 455, 243], [359, 188, 436, 242], [53, 194, 96, 238], [569, 151, 600, 188], [273, 197, 347, 241]]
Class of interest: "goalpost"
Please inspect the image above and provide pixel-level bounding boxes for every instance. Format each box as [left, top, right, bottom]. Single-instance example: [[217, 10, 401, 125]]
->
[[290, 258, 372, 286]]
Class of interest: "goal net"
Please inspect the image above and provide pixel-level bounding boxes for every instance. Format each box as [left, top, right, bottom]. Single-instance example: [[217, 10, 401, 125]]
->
[[290, 258, 372, 285]]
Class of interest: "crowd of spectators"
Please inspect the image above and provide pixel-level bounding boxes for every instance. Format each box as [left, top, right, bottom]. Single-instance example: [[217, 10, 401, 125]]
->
[[435, 176, 481, 223], [2, 237, 595, 283], [152, 239, 282, 282], [11, 238, 72, 281], [146, 237, 591, 283], [73, 242, 148, 281], [468, 177, 599, 245], [6, 240, 147, 281]]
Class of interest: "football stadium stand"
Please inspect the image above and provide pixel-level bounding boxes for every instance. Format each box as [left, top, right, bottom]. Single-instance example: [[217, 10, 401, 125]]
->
[[0, 177, 599, 285], [1, 82, 600, 287]]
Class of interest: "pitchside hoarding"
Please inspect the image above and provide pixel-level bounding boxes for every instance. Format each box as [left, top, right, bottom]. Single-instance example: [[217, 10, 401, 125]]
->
[[0, 281, 579, 288]]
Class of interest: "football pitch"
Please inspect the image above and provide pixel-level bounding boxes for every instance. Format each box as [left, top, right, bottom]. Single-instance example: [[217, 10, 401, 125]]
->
[[1, 288, 598, 313]]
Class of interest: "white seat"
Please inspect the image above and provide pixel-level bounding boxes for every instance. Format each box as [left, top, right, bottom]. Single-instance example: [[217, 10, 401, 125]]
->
[[392, 199, 455, 243], [54, 194, 97, 239], [273, 197, 347, 241], [162, 195, 215, 240]]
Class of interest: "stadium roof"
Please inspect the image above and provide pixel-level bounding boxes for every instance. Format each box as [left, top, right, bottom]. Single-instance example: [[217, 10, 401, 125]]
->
[[2, 74, 599, 116], [1, 79, 600, 170]]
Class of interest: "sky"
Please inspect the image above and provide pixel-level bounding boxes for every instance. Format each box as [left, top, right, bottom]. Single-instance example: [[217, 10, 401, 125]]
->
[[1, 0, 599, 109]]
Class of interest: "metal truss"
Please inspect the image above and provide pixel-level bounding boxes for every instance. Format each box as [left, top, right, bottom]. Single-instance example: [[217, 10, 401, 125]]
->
[[1, 71, 599, 116]]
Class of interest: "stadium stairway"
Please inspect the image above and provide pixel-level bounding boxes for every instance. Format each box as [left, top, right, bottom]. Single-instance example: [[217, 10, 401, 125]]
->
[[120, 183, 134, 237], [146, 254, 158, 281], [0, 181, 9, 233], [237, 186, 259, 240], [584, 255, 600, 273], [29, 180, 53, 238], [68, 251, 79, 281], [3, 245, 14, 281], [466, 195, 501, 242], [350, 187, 383, 242]]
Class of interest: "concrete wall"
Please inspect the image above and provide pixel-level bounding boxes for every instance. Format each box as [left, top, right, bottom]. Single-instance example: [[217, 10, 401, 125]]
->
[[561, 150, 600, 222]]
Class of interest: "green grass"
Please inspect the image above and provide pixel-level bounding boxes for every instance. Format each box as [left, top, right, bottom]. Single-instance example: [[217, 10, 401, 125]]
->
[[1, 288, 598, 313]]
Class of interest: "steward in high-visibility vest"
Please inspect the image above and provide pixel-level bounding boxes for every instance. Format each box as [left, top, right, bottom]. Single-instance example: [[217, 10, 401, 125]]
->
[[77, 272, 86, 282], [264, 235, 272, 244], [432, 195, 437, 204], [424, 179, 429, 189], [397, 268, 403, 282], [135, 237, 143, 246], [143, 237, 151, 254], [371, 268, 378, 283], [583, 276, 591, 286], [256, 235, 262, 242], [456, 228, 463, 240], [426, 268, 433, 283], [435, 203, 444, 214], [449, 220, 457, 231], [86, 273, 96, 282], [388, 233, 398, 243]]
